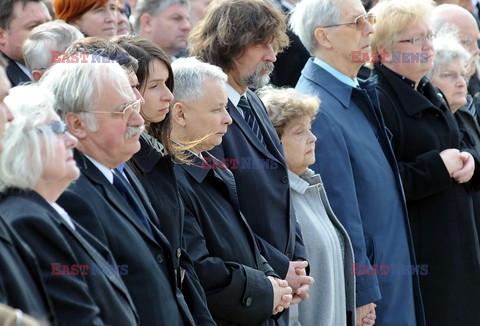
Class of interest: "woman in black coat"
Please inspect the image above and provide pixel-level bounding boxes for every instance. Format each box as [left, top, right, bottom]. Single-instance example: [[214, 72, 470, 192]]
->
[[370, 1, 480, 324], [112, 35, 216, 325], [0, 85, 139, 325]]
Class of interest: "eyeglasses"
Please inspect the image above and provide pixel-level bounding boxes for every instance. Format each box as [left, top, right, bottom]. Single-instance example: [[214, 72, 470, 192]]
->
[[437, 71, 469, 84], [398, 33, 435, 46], [46, 120, 68, 135], [87, 99, 142, 119], [322, 13, 376, 31]]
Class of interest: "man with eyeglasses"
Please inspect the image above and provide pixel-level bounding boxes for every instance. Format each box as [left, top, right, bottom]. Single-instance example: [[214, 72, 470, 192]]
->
[[41, 61, 198, 326], [291, 0, 425, 325]]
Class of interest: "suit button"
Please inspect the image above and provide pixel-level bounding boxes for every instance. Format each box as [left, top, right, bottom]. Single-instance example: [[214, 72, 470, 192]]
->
[[176, 248, 182, 258], [156, 253, 164, 264], [244, 297, 252, 307], [287, 253, 292, 259], [281, 176, 288, 184]]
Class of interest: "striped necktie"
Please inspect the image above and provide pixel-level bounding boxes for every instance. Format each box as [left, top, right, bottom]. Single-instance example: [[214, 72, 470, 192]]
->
[[237, 95, 266, 147]]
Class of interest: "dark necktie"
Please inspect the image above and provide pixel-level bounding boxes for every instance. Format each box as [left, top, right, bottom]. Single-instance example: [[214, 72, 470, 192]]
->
[[112, 171, 153, 235], [237, 95, 266, 147]]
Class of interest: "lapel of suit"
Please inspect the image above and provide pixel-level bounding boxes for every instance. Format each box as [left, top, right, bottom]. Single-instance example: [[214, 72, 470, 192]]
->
[[75, 151, 156, 243], [4, 56, 30, 86], [228, 97, 279, 163]]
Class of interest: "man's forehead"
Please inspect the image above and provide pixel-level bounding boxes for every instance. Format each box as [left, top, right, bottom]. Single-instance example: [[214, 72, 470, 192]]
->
[[12, 1, 50, 24]]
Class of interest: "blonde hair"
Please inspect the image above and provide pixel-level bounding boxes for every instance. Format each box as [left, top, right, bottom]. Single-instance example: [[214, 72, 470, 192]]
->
[[370, 0, 435, 62], [257, 85, 320, 138]]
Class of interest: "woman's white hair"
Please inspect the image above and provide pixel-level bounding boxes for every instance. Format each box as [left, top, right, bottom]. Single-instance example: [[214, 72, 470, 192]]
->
[[289, 0, 343, 55], [426, 28, 471, 80], [171, 56, 227, 104], [0, 85, 59, 192]]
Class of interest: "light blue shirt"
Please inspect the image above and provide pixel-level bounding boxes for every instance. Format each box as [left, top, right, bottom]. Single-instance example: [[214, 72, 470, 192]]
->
[[313, 57, 359, 88]]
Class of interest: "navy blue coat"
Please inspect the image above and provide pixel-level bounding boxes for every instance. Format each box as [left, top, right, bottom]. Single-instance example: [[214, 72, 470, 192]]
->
[[210, 89, 306, 280], [175, 153, 278, 325], [58, 150, 195, 326], [0, 218, 51, 323], [373, 63, 480, 325], [296, 58, 425, 325], [0, 189, 138, 325]]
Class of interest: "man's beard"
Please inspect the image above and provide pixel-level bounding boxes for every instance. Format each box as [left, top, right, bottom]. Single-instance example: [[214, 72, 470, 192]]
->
[[243, 62, 274, 89]]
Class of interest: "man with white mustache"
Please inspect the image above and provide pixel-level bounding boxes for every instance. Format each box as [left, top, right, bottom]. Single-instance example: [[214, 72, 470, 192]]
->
[[41, 62, 197, 326]]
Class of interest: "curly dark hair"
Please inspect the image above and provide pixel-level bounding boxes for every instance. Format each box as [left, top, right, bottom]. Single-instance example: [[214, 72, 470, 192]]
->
[[188, 0, 289, 73]]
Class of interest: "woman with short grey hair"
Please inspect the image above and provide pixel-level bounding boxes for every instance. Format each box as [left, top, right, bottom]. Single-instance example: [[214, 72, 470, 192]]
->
[[259, 85, 359, 326], [0, 84, 138, 325]]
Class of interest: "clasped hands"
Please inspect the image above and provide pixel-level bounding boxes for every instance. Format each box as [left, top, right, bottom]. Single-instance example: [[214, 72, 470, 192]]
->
[[440, 148, 475, 183], [269, 260, 315, 315]]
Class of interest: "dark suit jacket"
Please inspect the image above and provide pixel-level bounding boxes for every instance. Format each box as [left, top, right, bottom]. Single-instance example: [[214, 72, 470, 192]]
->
[[296, 59, 425, 325], [1, 54, 30, 86], [270, 3, 310, 88], [210, 89, 306, 280], [0, 218, 51, 324], [129, 133, 215, 325], [175, 153, 277, 325], [0, 189, 138, 325], [58, 150, 195, 326]]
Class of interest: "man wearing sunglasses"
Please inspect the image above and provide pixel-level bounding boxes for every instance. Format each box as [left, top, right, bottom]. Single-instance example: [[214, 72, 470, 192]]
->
[[292, 0, 425, 325]]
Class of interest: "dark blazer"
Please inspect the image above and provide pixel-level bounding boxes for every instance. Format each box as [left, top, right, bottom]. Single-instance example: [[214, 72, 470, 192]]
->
[[129, 133, 215, 325], [210, 89, 306, 280], [296, 59, 425, 325], [175, 153, 277, 325], [0, 189, 138, 325], [270, 2, 310, 88], [1, 54, 30, 86], [373, 63, 480, 325], [0, 218, 51, 324], [57, 150, 195, 326]]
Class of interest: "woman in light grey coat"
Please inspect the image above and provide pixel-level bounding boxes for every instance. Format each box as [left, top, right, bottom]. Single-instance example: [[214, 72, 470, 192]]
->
[[259, 86, 360, 326]]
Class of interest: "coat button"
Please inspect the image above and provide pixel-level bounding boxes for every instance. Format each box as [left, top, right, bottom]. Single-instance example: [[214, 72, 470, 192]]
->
[[281, 176, 288, 184], [176, 248, 182, 258], [156, 253, 164, 264], [287, 253, 292, 259], [244, 297, 252, 307]]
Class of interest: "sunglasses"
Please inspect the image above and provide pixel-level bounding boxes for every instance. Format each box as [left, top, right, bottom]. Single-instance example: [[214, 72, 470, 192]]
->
[[323, 13, 376, 31]]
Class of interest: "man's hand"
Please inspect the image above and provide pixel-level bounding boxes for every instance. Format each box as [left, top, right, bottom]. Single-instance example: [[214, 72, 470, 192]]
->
[[452, 151, 475, 183], [286, 261, 314, 304], [356, 302, 376, 326], [268, 276, 292, 314]]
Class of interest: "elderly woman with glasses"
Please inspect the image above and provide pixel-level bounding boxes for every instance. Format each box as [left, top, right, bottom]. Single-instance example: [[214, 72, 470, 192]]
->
[[259, 86, 358, 326], [371, 0, 480, 324], [0, 84, 138, 325]]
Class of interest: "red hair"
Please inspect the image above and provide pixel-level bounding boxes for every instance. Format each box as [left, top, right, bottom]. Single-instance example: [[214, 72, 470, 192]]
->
[[54, 0, 110, 24]]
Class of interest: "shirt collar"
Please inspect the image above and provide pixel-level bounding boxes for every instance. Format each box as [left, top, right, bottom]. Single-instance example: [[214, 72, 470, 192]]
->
[[314, 57, 359, 88], [84, 155, 114, 184]]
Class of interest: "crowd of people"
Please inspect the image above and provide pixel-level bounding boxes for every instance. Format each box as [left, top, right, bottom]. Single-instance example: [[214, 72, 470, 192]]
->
[[0, 0, 479, 325]]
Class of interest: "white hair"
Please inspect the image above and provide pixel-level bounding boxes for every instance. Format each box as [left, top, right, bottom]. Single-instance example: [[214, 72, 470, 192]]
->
[[23, 20, 83, 73], [0, 85, 59, 192], [426, 29, 471, 79], [40, 61, 134, 131], [289, 0, 344, 54], [171, 56, 227, 104]]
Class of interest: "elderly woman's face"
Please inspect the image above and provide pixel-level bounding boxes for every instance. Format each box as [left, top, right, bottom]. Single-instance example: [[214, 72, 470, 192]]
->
[[385, 19, 434, 83], [73, 0, 117, 39], [281, 115, 316, 176], [431, 58, 468, 113], [40, 112, 79, 188]]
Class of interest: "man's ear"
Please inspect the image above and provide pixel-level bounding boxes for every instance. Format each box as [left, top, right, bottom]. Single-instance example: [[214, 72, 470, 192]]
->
[[314, 27, 332, 49], [65, 112, 88, 139], [32, 70, 43, 82], [139, 13, 153, 34], [171, 102, 187, 127], [0, 27, 7, 47]]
